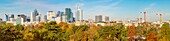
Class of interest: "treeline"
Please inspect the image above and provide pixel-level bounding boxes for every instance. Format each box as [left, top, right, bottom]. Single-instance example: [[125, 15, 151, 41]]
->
[[0, 21, 170, 41]]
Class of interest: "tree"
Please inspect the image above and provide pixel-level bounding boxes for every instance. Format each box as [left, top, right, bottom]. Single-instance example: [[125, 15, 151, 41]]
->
[[15, 24, 24, 31], [158, 23, 170, 41]]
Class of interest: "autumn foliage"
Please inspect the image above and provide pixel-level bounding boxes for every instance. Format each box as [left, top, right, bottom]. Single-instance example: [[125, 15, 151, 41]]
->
[[0, 21, 170, 41]]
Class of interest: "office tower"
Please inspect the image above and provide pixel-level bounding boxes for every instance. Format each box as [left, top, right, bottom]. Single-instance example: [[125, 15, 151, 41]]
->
[[16, 18, 23, 24], [26, 17, 30, 22], [57, 11, 64, 17], [104, 16, 109, 22], [47, 11, 56, 21], [62, 14, 67, 22], [55, 16, 62, 23], [36, 14, 41, 22], [31, 9, 40, 22], [95, 15, 103, 22], [7, 14, 15, 21], [16, 15, 24, 24], [75, 5, 83, 21], [10, 14, 14, 18], [5, 14, 9, 21], [57, 11, 60, 17], [55, 11, 65, 23], [5, 14, 15, 21], [0, 18, 2, 21], [19, 14, 27, 22], [44, 15, 48, 22], [60, 12, 64, 16], [65, 8, 73, 22], [9, 18, 15, 22]]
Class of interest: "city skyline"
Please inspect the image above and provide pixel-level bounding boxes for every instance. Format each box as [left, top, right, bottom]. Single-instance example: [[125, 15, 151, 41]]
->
[[0, 0, 170, 22]]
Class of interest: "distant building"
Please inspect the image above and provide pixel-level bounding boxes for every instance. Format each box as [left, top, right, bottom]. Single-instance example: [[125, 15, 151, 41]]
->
[[55, 17, 62, 23], [65, 8, 74, 23], [55, 11, 65, 23], [19, 14, 27, 22], [31, 9, 40, 22], [104, 16, 109, 22], [10, 14, 14, 18], [0, 18, 2, 21], [75, 5, 83, 21], [44, 15, 48, 22], [62, 14, 67, 22], [95, 15, 103, 22], [56, 11, 64, 17], [16, 15, 24, 24], [26, 17, 30, 22], [5, 14, 9, 21], [36, 14, 41, 22], [9, 18, 15, 22], [47, 11, 56, 21]]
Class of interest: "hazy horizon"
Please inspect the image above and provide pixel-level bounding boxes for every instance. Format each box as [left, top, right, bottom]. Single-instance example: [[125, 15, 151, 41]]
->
[[0, 0, 170, 22]]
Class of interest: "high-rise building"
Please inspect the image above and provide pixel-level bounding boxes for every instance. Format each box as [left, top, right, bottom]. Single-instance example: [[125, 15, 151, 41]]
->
[[75, 5, 83, 21], [55, 11, 65, 23], [31, 9, 40, 22], [5, 14, 15, 21], [56, 11, 64, 22], [36, 14, 41, 22], [55, 16, 62, 23], [47, 11, 56, 21], [57, 11, 64, 17], [26, 17, 30, 22], [19, 14, 27, 22], [16, 15, 24, 24], [60, 12, 64, 16], [8, 14, 15, 21], [44, 15, 48, 22], [0, 18, 2, 21], [65, 8, 74, 22], [104, 16, 109, 22], [95, 15, 103, 22], [62, 14, 67, 22], [10, 14, 14, 18], [5, 14, 9, 21]]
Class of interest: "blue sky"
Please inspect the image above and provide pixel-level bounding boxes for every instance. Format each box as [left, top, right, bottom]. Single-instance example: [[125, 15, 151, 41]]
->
[[0, 0, 170, 22]]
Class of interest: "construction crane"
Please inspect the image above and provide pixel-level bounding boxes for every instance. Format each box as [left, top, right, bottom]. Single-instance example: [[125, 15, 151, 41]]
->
[[144, 12, 146, 22], [156, 13, 163, 23], [154, 11, 163, 23], [140, 12, 147, 22]]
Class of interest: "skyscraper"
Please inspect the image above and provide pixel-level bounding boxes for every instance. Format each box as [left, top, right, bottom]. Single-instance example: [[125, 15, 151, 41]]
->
[[104, 16, 109, 22], [36, 14, 41, 22], [57, 11, 64, 17], [44, 15, 48, 22], [31, 9, 40, 22], [26, 17, 30, 22], [8, 14, 15, 21], [4, 14, 9, 21], [16, 15, 24, 24], [95, 15, 103, 22], [0, 18, 2, 21], [55, 11, 64, 23], [19, 14, 27, 22], [47, 11, 56, 21], [60, 12, 64, 16], [10, 14, 14, 18], [16, 18, 23, 24], [75, 5, 83, 21], [62, 14, 67, 22], [55, 16, 62, 23], [65, 8, 73, 22]]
